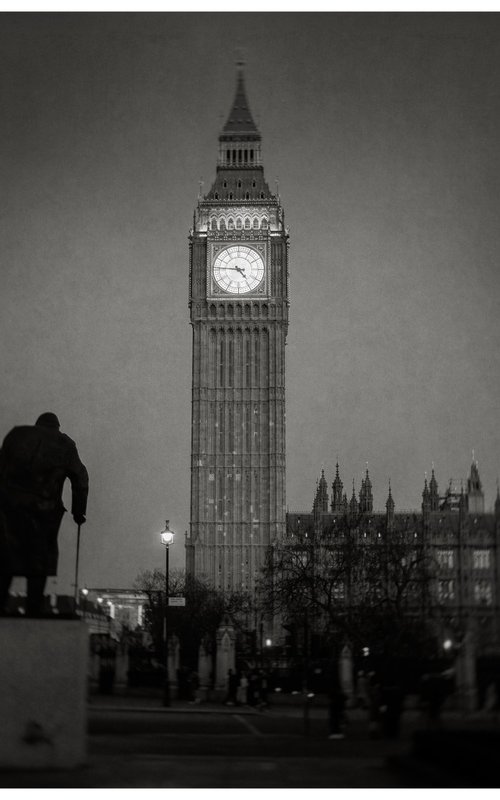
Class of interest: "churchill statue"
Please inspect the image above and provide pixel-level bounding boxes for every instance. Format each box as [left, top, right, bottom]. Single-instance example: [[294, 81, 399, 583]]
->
[[0, 412, 88, 616]]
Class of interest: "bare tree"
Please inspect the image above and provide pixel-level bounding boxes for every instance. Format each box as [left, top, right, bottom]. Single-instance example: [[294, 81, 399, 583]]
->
[[134, 569, 252, 666], [260, 515, 438, 667]]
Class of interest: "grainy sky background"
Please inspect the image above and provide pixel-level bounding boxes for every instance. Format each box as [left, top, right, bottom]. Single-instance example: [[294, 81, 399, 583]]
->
[[1, 12, 499, 594]]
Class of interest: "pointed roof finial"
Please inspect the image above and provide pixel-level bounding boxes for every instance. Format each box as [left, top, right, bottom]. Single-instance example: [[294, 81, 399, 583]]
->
[[235, 44, 245, 70], [386, 479, 395, 511], [223, 57, 258, 135]]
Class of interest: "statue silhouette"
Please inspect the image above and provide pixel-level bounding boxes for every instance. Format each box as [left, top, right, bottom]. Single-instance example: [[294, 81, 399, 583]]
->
[[0, 413, 88, 616]]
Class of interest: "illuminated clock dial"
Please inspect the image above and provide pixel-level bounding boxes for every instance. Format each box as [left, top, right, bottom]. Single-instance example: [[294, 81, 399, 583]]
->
[[213, 245, 265, 294]]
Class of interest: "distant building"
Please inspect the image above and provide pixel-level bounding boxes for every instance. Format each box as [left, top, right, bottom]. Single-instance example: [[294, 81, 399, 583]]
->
[[283, 459, 500, 703], [84, 588, 147, 632]]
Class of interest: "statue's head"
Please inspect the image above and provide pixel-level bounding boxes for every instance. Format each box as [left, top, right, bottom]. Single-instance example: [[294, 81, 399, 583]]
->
[[35, 412, 60, 430]]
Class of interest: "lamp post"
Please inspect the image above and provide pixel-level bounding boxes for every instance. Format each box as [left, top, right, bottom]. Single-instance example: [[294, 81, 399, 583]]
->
[[160, 520, 175, 706]]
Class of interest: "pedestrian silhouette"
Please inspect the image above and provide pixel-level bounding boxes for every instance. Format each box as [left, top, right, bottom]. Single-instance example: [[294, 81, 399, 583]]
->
[[0, 413, 88, 616]]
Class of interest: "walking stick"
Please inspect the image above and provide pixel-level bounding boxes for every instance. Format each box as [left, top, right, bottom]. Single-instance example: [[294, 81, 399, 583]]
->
[[74, 523, 81, 611]]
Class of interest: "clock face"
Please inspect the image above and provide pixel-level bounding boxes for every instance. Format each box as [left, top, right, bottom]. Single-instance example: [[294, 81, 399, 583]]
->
[[213, 245, 265, 294]]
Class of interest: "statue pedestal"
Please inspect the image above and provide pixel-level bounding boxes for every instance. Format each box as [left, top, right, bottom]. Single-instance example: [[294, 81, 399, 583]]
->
[[0, 618, 88, 770]]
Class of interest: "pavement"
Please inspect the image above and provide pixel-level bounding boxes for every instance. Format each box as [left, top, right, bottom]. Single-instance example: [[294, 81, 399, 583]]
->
[[1, 688, 499, 788]]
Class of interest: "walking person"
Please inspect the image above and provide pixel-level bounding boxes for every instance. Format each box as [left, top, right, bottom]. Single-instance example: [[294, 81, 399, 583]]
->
[[0, 413, 88, 616], [237, 671, 249, 705]]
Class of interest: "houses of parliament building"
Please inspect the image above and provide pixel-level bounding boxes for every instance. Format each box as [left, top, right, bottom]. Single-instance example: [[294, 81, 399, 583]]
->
[[287, 459, 500, 688]]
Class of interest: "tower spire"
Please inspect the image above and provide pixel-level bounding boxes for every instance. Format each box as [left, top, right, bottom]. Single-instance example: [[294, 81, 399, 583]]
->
[[386, 480, 395, 529], [331, 460, 344, 514], [313, 468, 329, 516], [429, 465, 439, 511], [222, 61, 259, 136]]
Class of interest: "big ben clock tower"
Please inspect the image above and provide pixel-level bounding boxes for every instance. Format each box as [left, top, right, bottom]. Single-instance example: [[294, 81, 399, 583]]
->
[[187, 64, 289, 595]]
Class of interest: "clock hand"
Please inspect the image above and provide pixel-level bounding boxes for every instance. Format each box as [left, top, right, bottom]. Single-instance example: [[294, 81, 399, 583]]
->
[[227, 265, 246, 276]]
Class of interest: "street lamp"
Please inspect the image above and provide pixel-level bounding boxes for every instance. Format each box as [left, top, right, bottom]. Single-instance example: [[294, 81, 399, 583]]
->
[[81, 587, 89, 618], [160, 520, 175, 706]]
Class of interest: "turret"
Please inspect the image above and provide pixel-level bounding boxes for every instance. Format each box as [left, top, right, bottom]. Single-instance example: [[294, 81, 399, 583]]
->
[[467, 456, 484, 514], [359, 465, 373, 514], [386, 481, 395, 530], [331, 461, 344, 514], [429, 467, 439, 511], [313, 469, 329, 517], [349, 480, 358, 516], [422, 475, 431, 517], [342, 493, 349, 515]]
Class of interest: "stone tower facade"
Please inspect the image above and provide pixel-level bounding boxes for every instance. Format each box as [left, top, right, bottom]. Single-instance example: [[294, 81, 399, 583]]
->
[[186, 65, 289, 594]]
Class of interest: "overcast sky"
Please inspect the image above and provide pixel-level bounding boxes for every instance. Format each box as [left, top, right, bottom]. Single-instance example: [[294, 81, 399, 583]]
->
[[1, 12, 499, 594]]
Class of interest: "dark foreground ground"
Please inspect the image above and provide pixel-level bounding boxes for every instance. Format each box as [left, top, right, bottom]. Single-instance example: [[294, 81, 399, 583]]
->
[[1, 689, 499, 788]]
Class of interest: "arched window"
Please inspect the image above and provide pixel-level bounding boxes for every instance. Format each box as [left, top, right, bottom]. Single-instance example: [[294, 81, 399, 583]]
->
[[237, 180, 242, 188], [253, 217, 259, 229], [211, 218, 217, 230], [236, 217, 242, 229], [229, 193, 233, 200], [214, 193, 219, 200], [261, 218, 268, 229], [228, 217, 234, 229], [244, 217, 251, 229]]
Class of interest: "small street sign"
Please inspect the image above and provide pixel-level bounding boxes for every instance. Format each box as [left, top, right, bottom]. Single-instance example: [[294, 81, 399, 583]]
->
[[168, 597, 186, 607]]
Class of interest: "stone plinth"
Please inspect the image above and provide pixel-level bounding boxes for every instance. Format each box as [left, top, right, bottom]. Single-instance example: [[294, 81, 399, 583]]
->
[[0, 618, 88, 770]]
